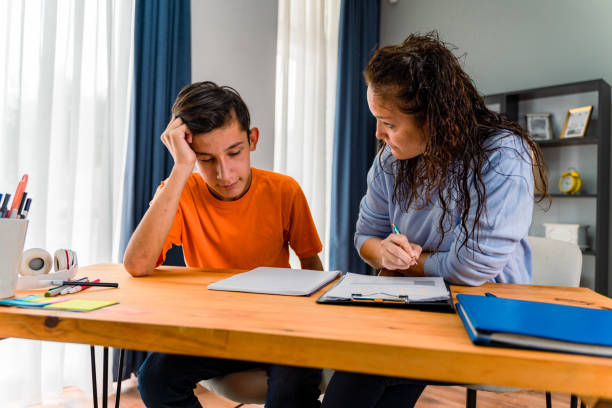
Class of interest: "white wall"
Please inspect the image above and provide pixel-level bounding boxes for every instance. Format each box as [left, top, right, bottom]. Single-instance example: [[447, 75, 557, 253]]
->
[[191, 0, 277, 170], [380, 0, 612, 95]]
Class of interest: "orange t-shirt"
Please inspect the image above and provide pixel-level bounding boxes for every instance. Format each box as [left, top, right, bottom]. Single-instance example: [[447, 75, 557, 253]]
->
[[155, 168, 322, 269]]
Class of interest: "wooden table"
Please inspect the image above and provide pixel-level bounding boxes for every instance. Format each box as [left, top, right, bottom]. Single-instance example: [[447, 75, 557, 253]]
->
[[1, 264, 611, 402]]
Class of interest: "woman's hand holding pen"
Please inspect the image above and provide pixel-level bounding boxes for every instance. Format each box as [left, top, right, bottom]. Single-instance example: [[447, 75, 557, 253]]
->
[[379, 233, 422, 271], [161, 116, 196, 169]]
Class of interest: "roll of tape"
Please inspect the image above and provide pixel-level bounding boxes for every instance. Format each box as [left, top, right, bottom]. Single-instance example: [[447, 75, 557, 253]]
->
[[54, 249, 78, 271], [20, 248, 53, 276]]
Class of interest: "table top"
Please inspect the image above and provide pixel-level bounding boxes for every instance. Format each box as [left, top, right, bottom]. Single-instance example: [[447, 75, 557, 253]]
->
[[1, 264, 611, 398]]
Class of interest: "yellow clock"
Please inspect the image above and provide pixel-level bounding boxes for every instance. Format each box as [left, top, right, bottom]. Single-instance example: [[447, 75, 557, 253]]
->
[[558, 169, 582, 194]]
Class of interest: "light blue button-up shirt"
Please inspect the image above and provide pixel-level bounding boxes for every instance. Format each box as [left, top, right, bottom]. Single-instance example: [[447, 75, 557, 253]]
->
[[355, 132, 534, 285]]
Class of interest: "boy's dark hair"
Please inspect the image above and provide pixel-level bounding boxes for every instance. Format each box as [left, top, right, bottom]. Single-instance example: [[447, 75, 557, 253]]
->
[[171, 81, 251, 136]]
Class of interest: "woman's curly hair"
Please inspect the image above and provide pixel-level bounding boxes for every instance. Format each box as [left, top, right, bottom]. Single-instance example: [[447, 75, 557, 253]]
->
[[364, 32, 548, 254]]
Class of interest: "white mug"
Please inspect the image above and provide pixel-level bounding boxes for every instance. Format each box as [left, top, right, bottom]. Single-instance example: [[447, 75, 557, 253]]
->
[[0, 219, 29, 298]]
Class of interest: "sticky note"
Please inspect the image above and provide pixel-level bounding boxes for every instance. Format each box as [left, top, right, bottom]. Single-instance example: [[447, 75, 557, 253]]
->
[[43, 299, 118, 312], [19, 295, 51, 303], [0, 296, 61, 307], [0, 299, 50, 307]]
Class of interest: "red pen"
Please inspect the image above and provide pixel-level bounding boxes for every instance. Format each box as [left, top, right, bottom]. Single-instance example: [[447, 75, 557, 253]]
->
[[9, 174, 28, 217], [67, 279, 100, 294]]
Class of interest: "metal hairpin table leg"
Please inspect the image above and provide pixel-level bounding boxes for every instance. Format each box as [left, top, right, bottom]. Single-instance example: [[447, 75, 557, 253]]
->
[[103, 347, 109, 408], [115, 349, 125, 408], [466, 388, 477, 408], [570, 395, 578, 408], [90, 346, 98, 408]]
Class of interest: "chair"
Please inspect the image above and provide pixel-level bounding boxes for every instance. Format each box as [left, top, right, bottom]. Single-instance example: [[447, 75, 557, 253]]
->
[[202, 369, 268, 405], [528, 236, 582, 287], [200, 368, 334, 406], [466, 236, 583, 408]]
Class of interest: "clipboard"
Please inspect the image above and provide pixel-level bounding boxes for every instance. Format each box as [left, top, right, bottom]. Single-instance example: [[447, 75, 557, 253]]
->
[[316, 273, 454, 313]]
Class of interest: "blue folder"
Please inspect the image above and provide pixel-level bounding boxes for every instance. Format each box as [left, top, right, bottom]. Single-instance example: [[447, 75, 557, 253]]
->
[[456, 294, 612, 357]]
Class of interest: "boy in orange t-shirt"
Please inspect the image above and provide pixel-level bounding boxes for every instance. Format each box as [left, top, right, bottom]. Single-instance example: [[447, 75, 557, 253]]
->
[[124, 81, 323, 408]]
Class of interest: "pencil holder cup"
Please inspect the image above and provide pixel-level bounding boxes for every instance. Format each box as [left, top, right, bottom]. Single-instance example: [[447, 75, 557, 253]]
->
[[0, 219, 29, 298]]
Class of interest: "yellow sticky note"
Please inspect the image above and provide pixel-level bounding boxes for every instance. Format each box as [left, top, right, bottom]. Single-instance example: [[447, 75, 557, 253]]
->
[[43, 299, 118, 312]]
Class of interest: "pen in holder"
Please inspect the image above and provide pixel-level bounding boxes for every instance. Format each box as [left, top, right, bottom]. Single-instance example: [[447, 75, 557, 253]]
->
[[0, 219, 29, 299]]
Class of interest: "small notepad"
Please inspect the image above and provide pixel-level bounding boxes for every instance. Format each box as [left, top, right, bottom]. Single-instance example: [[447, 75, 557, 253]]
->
[[43, 299, 118, 312], [0, 296, 63, 308]]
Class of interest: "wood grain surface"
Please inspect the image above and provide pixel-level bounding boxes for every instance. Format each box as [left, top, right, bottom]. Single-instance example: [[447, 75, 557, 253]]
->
[[1, 264, 611, 399]]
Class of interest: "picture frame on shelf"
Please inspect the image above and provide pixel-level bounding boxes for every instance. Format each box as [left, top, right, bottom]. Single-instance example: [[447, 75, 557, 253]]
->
[[526, 113, 552, 140], [560, 105, 593, 139]]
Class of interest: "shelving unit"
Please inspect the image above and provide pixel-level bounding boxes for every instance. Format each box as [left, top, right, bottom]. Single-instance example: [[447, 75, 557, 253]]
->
[[485, 79, 611, 295]]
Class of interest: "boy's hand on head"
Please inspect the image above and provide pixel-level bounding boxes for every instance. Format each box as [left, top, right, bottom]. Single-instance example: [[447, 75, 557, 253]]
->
[[161, 117, 196, 169], [379, 233, 422, 271]]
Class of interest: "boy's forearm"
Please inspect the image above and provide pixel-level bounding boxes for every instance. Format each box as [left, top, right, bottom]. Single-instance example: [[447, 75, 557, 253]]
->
[[299, 254, 323, 271], [124, 165, 192, 276]]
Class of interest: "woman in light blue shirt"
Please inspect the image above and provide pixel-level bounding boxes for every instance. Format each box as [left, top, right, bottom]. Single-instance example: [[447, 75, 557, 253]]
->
[[322, 32, 548, 408]]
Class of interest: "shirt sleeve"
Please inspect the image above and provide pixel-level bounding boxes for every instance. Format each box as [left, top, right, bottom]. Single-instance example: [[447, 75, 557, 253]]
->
[[286, 181, 323, 259], [151, 180, 183, 266], [423, 137, 534, 285], [354, 154, 393, 254]]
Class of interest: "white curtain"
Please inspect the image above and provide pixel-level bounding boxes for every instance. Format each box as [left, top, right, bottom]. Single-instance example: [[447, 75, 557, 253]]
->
[[0, 0, 133, 406], [274, 0, 341, 269]]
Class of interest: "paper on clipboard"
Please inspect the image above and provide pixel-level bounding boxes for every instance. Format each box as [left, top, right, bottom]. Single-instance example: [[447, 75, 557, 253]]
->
[[321, 272, 450, 302]]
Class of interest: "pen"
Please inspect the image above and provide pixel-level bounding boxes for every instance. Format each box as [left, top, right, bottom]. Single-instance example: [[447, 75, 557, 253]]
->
[[16, 192, 27, 218], [20, 198, 31, 219], [0, 193, 11, 217], [43, 280, 118, 288], [391, 223, 418, 265], [45, 277, 89, 297], [59, 277, 89, 295], [8, 193, 26, 219], [9, 174, 28, 216], [67, 279, 100, 294]]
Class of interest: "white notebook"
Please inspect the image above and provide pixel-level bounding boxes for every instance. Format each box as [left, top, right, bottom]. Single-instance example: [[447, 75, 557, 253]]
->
[[208, 267, 341, 296]]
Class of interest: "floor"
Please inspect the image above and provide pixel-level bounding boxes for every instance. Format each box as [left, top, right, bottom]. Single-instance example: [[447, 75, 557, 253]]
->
[[30, 376, 581, 408]]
